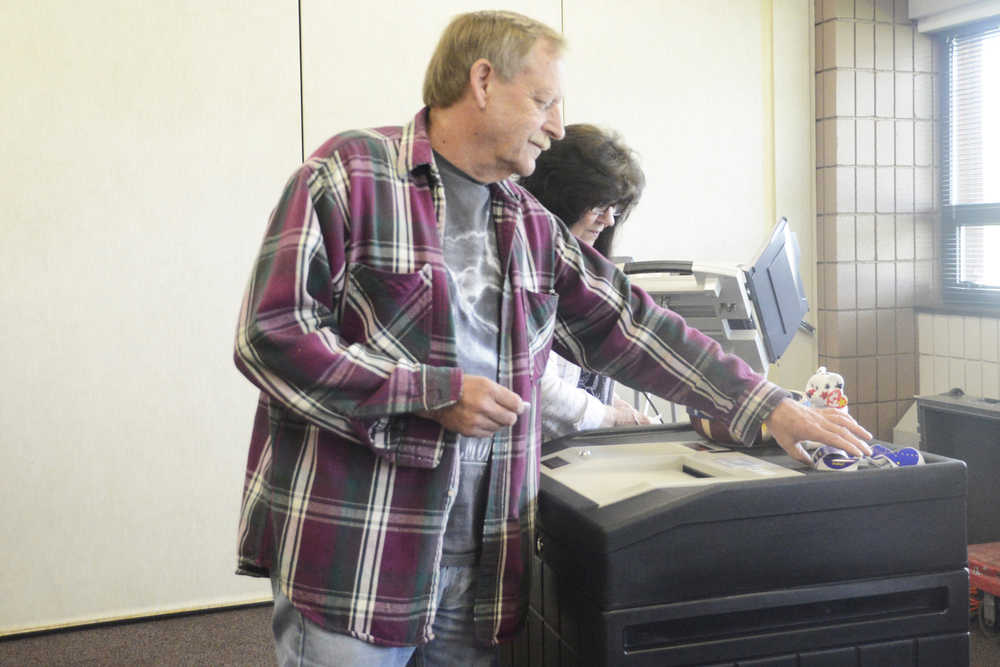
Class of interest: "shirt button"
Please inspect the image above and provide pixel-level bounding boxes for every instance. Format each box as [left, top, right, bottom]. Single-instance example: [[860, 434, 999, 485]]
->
[[447, 489, 456, 497]]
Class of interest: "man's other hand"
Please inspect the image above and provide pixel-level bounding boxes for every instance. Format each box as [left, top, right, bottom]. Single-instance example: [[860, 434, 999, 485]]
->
[[765, 398, 873, 463], [419, 375, 527, 438]]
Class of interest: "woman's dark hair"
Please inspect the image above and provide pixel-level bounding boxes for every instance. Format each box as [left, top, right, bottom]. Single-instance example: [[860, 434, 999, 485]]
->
[[519, 123, 645, 258]]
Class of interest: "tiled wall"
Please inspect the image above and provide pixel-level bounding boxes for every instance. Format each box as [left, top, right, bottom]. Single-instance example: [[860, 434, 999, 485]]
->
[[917, 313, 1000, 399], [815, 0, 939, 440]]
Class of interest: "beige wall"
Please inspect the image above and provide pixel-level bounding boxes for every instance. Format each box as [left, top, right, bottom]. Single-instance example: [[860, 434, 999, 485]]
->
[[0, 2, 301, 634], [566, 1, 769, 264], [299, 1, 562, 149], [814, 0, 940, 441], [918, 313, 1000, 398], [0, 1, 817, 633], [563, 0, 817, 392]]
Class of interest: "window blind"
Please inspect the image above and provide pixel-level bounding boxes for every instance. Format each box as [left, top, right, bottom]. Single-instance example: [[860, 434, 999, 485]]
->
[[942, 21, 1000, 302]]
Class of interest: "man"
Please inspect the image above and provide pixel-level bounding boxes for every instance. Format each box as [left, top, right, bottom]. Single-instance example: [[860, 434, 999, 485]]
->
[[233, 10, 872, 666]]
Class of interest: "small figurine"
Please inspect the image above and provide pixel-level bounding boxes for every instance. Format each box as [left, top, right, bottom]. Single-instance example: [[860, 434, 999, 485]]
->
[[798, 366, 925, 472], [802, 366, 848, 411], [811, 443, 924, 472]]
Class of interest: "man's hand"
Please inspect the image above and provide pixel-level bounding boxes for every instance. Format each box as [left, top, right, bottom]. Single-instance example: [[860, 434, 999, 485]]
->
[[765, 398, 873, 463], [419, 375, 527, 438]]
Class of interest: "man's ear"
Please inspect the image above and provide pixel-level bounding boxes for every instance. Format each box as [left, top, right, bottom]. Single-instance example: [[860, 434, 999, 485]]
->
[[469, 58, 493, 109]]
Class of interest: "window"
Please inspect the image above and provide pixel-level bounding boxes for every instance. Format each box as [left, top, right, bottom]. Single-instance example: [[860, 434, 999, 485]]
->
[[942, 20, 1000, 304]]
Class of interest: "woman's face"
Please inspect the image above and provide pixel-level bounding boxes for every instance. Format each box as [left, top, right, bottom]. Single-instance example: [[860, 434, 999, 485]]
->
[[569, 204, 617, 246]]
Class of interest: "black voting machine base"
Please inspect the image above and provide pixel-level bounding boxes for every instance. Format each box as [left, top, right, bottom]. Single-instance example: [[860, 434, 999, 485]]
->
[[499, 424, 969, 667]]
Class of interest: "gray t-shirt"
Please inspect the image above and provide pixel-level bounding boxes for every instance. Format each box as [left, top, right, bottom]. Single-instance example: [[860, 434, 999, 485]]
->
[[434, 152, 501, 565]]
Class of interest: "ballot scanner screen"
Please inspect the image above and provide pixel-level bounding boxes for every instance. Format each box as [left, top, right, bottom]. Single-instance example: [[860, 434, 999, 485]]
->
[[541, 441, 802, 507], [745, 217, 809, 365]]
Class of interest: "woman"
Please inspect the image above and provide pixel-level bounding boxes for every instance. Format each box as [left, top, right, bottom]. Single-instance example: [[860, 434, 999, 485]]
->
[[519, 123, 654, 441]]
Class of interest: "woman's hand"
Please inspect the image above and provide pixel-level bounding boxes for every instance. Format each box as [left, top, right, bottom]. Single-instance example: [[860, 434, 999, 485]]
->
[[607, 397, 654, 427]]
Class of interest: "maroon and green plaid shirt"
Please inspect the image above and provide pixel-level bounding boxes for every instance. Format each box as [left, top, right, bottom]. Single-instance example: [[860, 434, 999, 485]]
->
[[233, 109, 787, 647]]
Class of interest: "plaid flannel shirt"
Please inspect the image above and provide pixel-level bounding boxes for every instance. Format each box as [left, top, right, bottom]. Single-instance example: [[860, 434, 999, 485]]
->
[[233, 109, 788, 647]]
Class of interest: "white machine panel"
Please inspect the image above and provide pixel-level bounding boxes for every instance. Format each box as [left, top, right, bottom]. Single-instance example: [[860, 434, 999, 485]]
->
[[623, 218, 808, 377], [541, 440, 802, 507]]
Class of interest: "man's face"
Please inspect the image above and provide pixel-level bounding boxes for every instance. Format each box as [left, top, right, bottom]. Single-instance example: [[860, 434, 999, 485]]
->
[[482, 39, 565, 179]]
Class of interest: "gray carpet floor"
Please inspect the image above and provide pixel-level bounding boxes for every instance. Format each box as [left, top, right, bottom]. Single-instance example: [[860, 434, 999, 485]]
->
[[0, 605, 275, 666], [1, 604, 998, 666]]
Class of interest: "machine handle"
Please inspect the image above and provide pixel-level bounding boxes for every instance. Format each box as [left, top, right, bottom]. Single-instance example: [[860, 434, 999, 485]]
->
[[623, 260, 694, 275]]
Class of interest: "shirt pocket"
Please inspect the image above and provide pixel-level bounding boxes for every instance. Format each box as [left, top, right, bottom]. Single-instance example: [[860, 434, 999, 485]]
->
[[341, 263, 433, 362], [521, 289, 559, 382]]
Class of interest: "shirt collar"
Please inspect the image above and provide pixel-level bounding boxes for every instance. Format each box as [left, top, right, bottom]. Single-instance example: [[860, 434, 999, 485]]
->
[[397, 108, 434, 178], [492, 179, 522, 204]]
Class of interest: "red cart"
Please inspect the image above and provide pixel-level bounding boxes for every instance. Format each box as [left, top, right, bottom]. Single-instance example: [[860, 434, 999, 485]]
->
[[969, 542, 1000, 635]]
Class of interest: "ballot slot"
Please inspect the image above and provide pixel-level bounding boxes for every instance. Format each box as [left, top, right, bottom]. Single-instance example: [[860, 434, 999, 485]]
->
[[680, 464, 712, 479], [541, 456, 570, 470]]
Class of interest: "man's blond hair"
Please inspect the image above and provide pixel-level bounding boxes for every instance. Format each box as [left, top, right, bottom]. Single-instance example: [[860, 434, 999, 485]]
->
[[423, 10, 565, 109]]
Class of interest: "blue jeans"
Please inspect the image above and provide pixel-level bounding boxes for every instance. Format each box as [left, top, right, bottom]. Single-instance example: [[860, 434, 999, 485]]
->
[[271, 566, 498, 666]]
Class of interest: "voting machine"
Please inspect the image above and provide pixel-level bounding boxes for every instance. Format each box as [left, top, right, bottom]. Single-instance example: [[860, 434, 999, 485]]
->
[[498, 220, 970, 666], [505, 428, 969, 666]]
